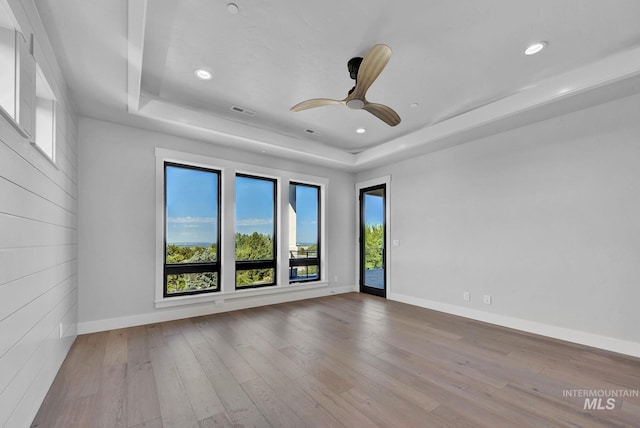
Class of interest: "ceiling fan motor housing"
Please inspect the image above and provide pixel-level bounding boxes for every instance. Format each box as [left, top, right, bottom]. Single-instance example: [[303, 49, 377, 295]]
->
[[348, 57, 363, 80]]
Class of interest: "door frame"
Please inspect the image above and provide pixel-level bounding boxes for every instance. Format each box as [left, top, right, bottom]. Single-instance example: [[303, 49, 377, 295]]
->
[[356, 176, 391, 297]]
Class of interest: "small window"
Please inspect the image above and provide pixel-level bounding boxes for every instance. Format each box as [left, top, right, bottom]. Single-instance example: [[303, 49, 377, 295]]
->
[[235, 174, 277, 288], [0, 10, 16, 119], [289, 183, 321, 283], [164, 163, 221, 296], [33, 66, 56, 161]]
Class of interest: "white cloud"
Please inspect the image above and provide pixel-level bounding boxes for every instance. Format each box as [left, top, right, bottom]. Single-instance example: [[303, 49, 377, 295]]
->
[[167, 216, 216, 224], [236, 218, 273, 226]]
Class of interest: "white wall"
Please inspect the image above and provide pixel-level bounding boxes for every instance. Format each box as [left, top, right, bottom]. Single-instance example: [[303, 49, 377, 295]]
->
[[0, 2, 78, 426], [78, 118, 356, 332], [357, 93, 640, 356]]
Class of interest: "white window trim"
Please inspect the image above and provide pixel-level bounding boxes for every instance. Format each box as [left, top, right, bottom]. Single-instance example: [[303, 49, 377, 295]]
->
[[155, 147, 328, 308]]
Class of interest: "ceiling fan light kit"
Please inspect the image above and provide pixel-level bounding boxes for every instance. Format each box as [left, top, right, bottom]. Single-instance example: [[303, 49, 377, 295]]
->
[[291, 44, 401, 126], [346, 99, 365, 109]]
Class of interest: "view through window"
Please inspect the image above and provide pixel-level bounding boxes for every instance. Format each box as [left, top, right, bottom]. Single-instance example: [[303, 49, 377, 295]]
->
[[289, 183, 320, 282], [362, 188, 385, 290], [164, 163, 220, 296], [235, 174, 277, 288], [159, 156, 324, 300]]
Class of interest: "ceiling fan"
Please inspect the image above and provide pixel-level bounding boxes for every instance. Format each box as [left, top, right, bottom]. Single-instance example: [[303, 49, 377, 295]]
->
[[290, 44, 401, 127]]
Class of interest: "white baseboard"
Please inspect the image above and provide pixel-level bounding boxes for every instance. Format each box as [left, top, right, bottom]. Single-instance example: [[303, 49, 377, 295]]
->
[[78, 284, 357, 334], [388, 292, 640, 358]]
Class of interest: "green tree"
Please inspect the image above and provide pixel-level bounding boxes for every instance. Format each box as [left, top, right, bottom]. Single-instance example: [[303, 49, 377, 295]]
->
[[235, 232, 273, 260], [235, 232, 274, 287], [166, 244, 218, 293], [364, 224, 384, 269]]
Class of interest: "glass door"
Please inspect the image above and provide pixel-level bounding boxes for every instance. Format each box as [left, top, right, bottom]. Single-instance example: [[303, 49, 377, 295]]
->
[[360, 184, 386, 297]]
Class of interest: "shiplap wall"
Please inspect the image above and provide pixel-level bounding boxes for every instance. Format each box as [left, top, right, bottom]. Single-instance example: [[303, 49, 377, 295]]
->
[[0, 1, 78, 426]]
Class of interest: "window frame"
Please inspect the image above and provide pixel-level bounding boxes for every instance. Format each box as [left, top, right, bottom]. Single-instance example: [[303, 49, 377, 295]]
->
[[234, 173, 278, 289], [32, 64, 57, 164], [163, 161, 222, 297], [0, 24, 16, 122], [0, 3, 36, 138], [289, 181, 321, 284]]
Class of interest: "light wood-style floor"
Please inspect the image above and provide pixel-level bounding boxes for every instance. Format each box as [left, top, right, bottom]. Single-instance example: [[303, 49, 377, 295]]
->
[[33, 293, 640, 427]]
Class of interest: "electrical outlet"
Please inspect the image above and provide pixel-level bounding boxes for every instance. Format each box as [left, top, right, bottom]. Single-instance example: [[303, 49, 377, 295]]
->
[[483, 295, 491, 305], [463, 291, 470, 301]]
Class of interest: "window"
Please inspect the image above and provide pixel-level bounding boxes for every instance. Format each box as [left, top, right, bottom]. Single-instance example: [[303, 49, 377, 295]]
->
[[156, 148, 328, 307], [289, 182, 320, 282], [0, 4, 37, 138], [164, 163, 221, 296], [0, 8, 16, 120], [235, 174, 277, 288], [33, 66, 56, 161]]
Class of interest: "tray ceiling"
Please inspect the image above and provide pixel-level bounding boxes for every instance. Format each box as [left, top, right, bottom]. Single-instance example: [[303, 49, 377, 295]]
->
[[35, 0, 640, 170]]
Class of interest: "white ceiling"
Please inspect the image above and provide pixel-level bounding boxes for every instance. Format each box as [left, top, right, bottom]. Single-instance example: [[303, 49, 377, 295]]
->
[[34, 0, 640, 171]]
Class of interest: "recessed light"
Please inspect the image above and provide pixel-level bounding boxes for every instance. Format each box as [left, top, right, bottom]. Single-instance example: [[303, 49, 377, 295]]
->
[[356, 128, 366, 134], [410, 102, 419, 108], [194, 68, 212, 80], [227, 3, 239, 14], [524, 41, 547, 56]]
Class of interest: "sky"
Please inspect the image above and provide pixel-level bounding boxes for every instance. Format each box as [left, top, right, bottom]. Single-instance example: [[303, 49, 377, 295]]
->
[[293, 184, 318, 245], [166, 165, 379, 246], [364, 193, 384, 226], [235, 175, 275, 236], [166, 168, 278, 243], [166, 165, 218, 244]]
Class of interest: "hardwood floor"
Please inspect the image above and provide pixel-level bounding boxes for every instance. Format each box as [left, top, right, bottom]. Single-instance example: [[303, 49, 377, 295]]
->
[[33, 293, 640, 427]]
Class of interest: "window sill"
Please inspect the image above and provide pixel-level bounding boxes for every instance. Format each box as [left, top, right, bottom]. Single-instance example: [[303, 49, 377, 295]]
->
[[0, 106, 30, 139], [30, 141, 58, 167], [155, 281, 328, 309]]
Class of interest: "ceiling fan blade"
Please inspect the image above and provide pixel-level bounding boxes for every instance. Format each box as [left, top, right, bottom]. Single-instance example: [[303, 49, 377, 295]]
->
[[363, 102, 401, 126], [290, 98, 344, 112], [353, 44, 392, 99]]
